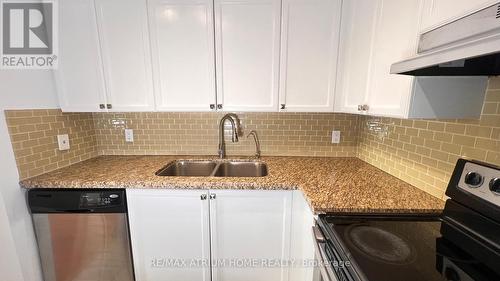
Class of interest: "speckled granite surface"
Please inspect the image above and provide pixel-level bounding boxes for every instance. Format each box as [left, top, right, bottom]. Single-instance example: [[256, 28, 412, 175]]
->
[[20, 156, 445, 214]]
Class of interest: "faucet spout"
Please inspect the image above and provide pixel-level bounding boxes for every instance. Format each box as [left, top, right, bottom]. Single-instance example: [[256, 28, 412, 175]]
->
[[247, 130, 261, 159], [218, 113, 242, 159]]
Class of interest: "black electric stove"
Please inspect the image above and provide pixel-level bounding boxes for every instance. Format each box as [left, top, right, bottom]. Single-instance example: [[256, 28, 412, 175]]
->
[[314, 159, 500, 281]]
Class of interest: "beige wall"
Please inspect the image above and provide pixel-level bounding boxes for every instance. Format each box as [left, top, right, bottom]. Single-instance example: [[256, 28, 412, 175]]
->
[[358, 77, 500, 199]]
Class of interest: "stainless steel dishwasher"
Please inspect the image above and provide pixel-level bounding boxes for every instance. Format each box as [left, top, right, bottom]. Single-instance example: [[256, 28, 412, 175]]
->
[[28, 189, 134, 281]]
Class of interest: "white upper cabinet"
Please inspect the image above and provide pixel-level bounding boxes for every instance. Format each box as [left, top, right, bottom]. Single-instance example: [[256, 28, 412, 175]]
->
[[335, 0, 488, 119], [57, 0, 492, 115], [209, 190, 292, 281], [57, 0, 107, 112], [214, 0, 281, 112], [279, 0, 341, 112], [95, 0, 155, 112], [58, 0, 154, 112], [335, 0, 423, 118], [334, 0, 378, 114], [127, 189, 211, 281], [148, 0, 217, 111], [366, 0, 422, 117], [420, 0, 497, 31]]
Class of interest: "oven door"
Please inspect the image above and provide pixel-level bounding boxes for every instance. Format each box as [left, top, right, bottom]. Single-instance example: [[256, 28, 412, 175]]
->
[[312, 226, 338, 281]]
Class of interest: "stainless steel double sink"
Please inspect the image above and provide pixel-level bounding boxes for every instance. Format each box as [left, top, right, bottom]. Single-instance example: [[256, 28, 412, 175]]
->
[[156, 160, 268, 177]]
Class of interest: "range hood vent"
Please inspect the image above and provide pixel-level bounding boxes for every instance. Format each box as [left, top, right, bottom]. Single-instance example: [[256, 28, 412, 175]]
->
[[392, 2, 500, 76], [396, 53, 500, 76]]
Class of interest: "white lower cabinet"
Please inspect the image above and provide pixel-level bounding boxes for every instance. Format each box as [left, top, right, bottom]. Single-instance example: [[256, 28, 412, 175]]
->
[[209, 190, 292, 281], [127, 189, 211, 281], [127, 189, 301, 281], [289, 191, 316, 281]]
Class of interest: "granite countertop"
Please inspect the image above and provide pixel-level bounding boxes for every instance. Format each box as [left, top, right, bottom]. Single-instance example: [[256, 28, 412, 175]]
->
[[20, 155, 445, 214]]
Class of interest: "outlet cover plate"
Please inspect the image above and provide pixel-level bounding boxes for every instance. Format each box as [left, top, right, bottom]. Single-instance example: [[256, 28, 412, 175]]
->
[[57, 134, 70, 150], [125, 129, 134, 143], [331, 130, 341, 144]]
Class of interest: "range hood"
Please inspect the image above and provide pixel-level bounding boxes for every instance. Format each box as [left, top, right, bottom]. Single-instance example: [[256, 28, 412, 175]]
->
[[391, 2, 500, 76]]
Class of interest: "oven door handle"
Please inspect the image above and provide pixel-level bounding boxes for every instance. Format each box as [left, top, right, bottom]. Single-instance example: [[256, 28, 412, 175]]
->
[[312, 226, 338, 281]]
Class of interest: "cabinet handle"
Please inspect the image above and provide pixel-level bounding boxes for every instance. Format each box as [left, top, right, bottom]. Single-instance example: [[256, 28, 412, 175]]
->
[[99, 104, 105, 109], [358, 104, 369, 111], [201, 194, 207, 200], [106, 104, 112, 109], [209, 194, 216, 200], [217, 104, 223, 110], [210, 104, 215, 110], [280, 104, 286, 110]]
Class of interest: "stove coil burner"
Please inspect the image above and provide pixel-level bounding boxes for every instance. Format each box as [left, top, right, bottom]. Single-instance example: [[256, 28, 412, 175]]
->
[[345, 224, 416, 265]]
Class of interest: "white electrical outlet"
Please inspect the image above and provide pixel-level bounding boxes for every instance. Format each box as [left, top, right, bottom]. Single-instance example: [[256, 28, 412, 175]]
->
[[125, 129, 134, 142], [57, 134, 70, 150], [331, 130, 341, 144]]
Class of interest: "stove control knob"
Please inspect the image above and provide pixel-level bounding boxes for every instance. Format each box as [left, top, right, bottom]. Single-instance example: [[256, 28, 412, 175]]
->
[[490, 178, 500, 195], [464, 172, 483, 188], [444, 267, 460, 281]]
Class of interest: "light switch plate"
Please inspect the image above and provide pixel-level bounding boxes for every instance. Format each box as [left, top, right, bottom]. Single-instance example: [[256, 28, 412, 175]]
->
[[57, 134, 70, 150], [125, 129, 134, 143], [331, 130, 341, 144]]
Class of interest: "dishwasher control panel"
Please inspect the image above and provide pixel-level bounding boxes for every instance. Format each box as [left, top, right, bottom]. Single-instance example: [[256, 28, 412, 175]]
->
[[28, 189, 126, 213], [80, 191, 122, 208]]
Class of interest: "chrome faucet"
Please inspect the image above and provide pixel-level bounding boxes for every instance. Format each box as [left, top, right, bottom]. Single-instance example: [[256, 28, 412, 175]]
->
[[247, 130, 261, 159], [218, 113, 242, 158]]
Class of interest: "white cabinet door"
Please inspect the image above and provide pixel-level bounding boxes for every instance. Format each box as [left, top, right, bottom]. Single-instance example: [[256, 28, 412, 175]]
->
[[289, 191, 316, 281], [420, 0, 496, 31], [127, 189, 211, 281], [335, 0, 422, 118], [366, 0, 422, 118], [149, 0, 217, 112], [214, 0, 281, 112], [334, 0, 378, 114], [56, 0, 107, 112], [279, 0, 341, 112], [95, 0, 155, 112], [209, 190, 292, 281]]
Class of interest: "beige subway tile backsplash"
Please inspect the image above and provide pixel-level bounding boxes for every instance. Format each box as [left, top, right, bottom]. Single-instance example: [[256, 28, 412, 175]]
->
[[5, 109, 98, 179], [92, 112, 360, 157], [358, 77, 500, 199]]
